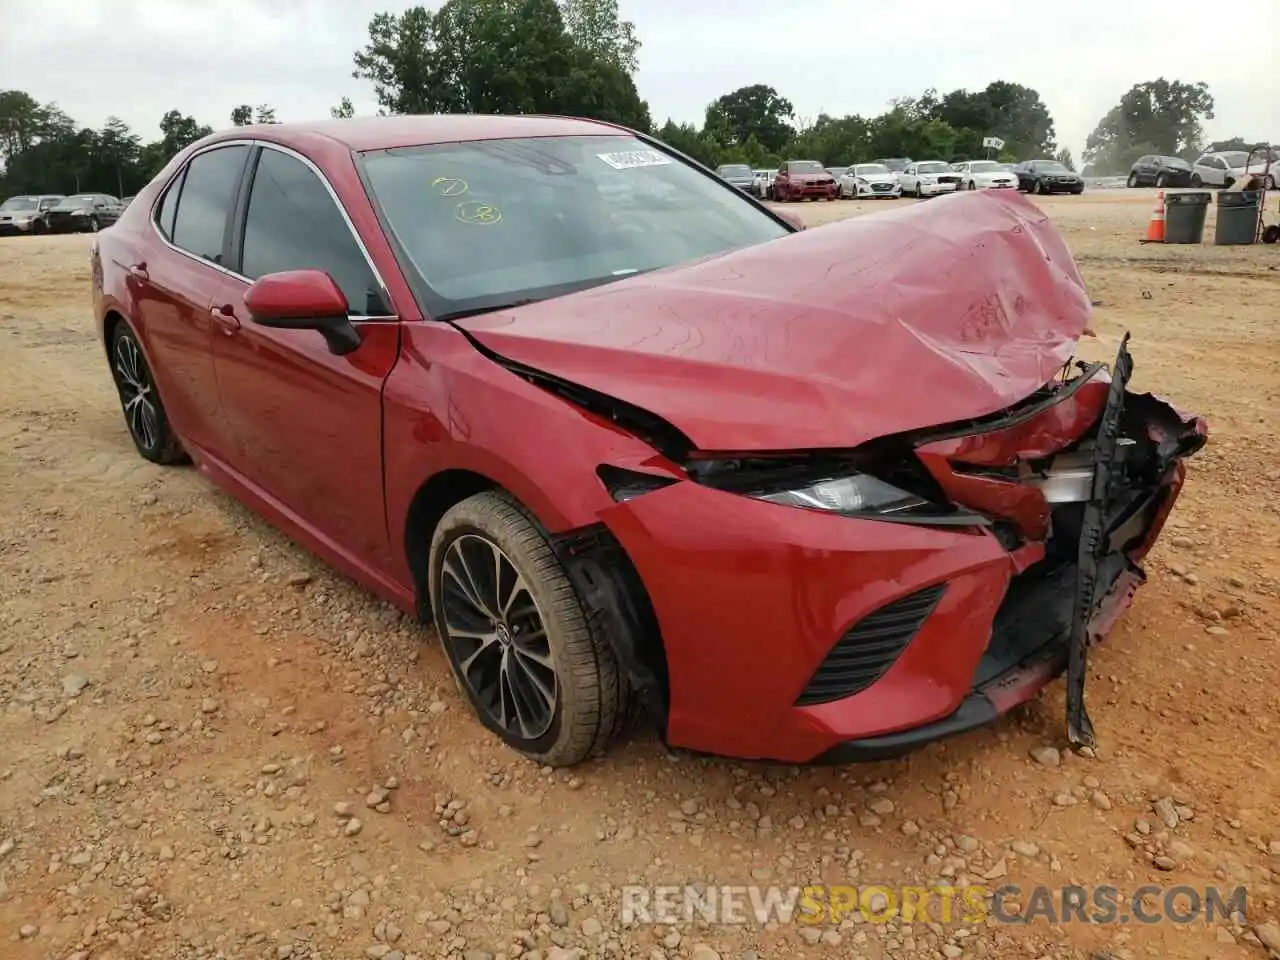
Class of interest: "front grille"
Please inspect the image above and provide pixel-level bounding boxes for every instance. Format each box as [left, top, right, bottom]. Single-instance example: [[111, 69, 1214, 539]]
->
[[794, 583, 946, 706], [873, 183, 893, 191], [938, 175, 960, 184]]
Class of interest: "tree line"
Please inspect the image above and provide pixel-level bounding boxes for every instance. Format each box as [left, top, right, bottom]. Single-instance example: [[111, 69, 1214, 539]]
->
[[0, 0, 1262, 199]]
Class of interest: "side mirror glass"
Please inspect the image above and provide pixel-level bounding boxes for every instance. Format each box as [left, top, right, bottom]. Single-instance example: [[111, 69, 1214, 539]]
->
[[244, 269, 361, 356]]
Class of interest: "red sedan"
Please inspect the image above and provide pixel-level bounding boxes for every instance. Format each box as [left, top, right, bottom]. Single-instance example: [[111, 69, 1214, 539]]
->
[[92, 116, 1206, 767]]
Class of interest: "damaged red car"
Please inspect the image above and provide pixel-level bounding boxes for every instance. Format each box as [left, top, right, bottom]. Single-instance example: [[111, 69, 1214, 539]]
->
[[92, 116, 1206, 767]]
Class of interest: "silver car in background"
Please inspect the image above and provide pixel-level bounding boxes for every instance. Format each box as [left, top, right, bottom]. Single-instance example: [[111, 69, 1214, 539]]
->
[[953, 160, 1019, 191], [715, 163, 756, 193], [838, 163, 902, 198], [1191, 150, 1277, 189]]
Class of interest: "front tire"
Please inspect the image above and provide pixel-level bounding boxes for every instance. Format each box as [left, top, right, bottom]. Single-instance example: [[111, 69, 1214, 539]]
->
[[1127, 172, 1139, 188], [428, 491, 627, 767], [109, 322, 187, 464], [87, 216, 100, 233], [1155, 173, 1168, 188]]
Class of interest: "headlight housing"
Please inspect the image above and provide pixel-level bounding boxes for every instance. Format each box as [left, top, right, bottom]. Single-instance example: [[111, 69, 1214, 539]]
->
[[757, 474, 928, 516], [685, 455, 989, 527]]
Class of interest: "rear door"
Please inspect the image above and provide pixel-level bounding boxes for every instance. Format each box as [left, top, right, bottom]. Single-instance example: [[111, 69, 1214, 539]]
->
[[209, 143, 400, 569], [135, 143, 252, 458]]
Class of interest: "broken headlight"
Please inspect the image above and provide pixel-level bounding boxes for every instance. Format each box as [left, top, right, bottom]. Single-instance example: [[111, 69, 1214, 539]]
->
[[686, 455, 988, 526], [756, 474, 928, 516]]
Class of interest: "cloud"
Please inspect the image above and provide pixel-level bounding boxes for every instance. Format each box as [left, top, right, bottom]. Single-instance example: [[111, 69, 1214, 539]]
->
[[1, 0, 1275, 159]]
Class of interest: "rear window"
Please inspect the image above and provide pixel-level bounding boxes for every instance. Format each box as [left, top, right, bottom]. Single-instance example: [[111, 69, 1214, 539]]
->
[[718, 165, 752, 178]]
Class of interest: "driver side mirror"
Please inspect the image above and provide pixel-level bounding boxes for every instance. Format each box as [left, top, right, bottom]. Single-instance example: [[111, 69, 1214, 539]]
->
[[243, 269, 362, 356]]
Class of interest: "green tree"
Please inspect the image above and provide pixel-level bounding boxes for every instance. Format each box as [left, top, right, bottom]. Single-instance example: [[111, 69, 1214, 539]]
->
[[1084, 78, 1214, 173], [704, 84, 794, 154], [330, 96, 356, 119], [558, 0, 638, 73], [254, 104, 278, 124], [230, 104, 254, 126], [1054, 147, 1076, 171], [352, 0, 649, 126]]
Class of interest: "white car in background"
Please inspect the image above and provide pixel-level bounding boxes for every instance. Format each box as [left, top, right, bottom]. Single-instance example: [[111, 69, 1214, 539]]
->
[[952, 159, 1018, 191], [752, 169, 776, 199], [898, 160, 961, 197], [838, 163, 902, 199], [1191, 150, 1277, 189]]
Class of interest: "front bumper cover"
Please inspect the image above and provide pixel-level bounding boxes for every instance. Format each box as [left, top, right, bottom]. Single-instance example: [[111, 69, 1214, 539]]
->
[[550, 338, 1205, 764]]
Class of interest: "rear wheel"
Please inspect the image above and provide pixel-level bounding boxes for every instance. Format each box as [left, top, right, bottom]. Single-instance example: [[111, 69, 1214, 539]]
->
[[1155, 173, 1168, 188], [428, 491, 628, 767], [109, 322, 187, 464], [87, 216, 100, 233]]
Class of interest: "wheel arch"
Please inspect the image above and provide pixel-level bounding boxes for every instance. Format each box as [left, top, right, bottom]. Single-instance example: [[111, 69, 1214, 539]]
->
[[402, 468, 671, 732]]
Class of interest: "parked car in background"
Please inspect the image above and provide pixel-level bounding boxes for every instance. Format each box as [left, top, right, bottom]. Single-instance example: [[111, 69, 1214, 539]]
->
[[1191, 150, 1276, 189], [1014, 160, 1084, 195], [715, 163, 755, 193], [953, 160, 1018, 191], [898, 160, 961, 198], [752, 169, 776, 199], [91, 115, 1205, 768], [873, 157, 911, 175], [46, 193, 125, 233], [838, 163, 902, 199], [121, 195, 137, 208], [1126, 155, 1192, 188], [826, 166, 848, 182], [0, 194, 64, 235], [773, 160, 838, 202]]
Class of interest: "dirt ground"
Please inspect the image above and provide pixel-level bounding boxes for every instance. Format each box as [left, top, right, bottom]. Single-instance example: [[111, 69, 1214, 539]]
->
[[1, 188, 1278, 960]]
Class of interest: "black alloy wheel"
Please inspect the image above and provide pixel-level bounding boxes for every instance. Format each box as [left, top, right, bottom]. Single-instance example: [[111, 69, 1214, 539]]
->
[[438, 532, 558, 741], [109, 323, 186, 464], [428, 491, 629, 766]]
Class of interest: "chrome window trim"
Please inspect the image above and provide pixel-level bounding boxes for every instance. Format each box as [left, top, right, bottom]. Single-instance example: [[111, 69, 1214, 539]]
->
[[147, 137, 398, 321]]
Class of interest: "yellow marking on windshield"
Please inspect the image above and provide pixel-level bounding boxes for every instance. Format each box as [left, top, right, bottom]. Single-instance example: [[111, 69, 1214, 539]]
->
[[454, 201, 502, 225], [432, 177, 469, 197]]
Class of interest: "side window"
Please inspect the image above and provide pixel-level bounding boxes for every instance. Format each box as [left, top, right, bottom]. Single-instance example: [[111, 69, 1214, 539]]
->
[[171, 145, 251, 264], [239, 148, 386, 315], [155, 170, 185, 241]]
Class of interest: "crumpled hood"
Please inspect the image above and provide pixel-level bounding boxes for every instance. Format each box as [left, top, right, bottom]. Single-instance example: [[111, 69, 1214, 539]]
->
[[457, 189, 1093, 452]]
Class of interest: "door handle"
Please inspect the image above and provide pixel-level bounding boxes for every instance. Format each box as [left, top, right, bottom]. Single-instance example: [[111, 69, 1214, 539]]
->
[[128, 262, 149, 282], [210, 304, 241, 335]]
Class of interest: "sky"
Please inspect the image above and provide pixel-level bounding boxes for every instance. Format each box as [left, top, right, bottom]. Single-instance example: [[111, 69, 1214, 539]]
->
[[1, 0, 1276, 163]]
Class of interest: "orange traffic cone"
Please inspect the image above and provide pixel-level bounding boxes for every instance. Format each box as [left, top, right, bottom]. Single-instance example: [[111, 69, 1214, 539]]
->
[[1143, 191, 1166, 242]]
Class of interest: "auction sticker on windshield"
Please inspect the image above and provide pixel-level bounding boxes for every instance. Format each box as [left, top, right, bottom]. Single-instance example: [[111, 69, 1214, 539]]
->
[[597, 150, 672, 170]]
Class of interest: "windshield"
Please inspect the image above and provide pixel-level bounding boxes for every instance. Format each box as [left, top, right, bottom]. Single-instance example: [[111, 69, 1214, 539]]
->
[[718, 164, 752, 178], [1033, 161, 1069, 173], [916, 161, 948, 174], [854, 164, 890, 176], [1220, 152, 1249, 168], [968, 161, 999, 172], [360, 135, 790, 319], [0, 197, 38, 212], [786, 160, 825, 174], [880, 159, 909, 172], [59, 195, 98, 207], [1161, 156, 1190, 168]]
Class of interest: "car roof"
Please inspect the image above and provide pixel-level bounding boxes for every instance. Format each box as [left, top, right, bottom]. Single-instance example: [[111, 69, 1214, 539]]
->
[[199, 114, 629, 154]]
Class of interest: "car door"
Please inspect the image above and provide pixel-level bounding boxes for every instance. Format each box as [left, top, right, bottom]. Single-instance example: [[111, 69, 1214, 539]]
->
[[208, 143, 400, 568], [137, 143, 252, 459], [900, 164, 918, 193]]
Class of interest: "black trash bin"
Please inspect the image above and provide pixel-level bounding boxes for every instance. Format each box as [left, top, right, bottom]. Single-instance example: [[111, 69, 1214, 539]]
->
[[1163, 191, 1211, 243], [1214, 190, 1260, 245]]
